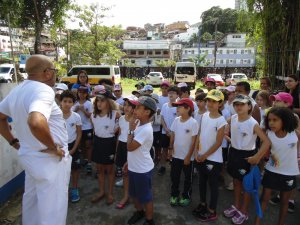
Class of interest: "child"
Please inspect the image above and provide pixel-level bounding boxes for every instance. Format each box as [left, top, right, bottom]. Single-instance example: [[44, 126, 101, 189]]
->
[[61, 90, 82, 203], [115, 97, 136, 209], [72, 85, 93, 173], [169, 98, 198, 206], [194, 93, 207, 126], [255, 107, 299, 225], [125, 96, 157, 225], [114, 84, 124, 113], [255, 90, 271, 125], [150, 93, 161, 164], [193, 90, 227, 222], [159, 85, 179, 175], [224, 94, 270, 225], [224, 86, 236, 116], [91, 89, 120, 205]]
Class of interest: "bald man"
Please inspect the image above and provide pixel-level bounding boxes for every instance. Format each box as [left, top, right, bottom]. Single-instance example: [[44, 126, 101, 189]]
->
[[0, 55, 71, 225]]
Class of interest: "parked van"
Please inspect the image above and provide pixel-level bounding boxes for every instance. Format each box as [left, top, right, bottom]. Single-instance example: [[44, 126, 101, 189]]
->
[[0, 64, 14, 82], [61, 65, 121, 85], [19, 64, 28, 79], [174, 62, 197, 89]]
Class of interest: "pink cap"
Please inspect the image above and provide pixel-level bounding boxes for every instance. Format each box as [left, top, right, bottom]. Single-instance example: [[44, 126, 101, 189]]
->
[[114, 84, 122, 91], [161, 80, 170, 87], [205, 78, 216, 84], [269, 92, 293, 106], [92, 85, 106, 97]]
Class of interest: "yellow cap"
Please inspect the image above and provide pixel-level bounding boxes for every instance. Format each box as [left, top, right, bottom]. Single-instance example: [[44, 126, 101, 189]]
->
[[205, 89, 224, 102]]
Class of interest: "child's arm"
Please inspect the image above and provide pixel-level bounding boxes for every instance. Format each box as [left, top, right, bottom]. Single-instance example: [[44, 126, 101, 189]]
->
[[70, 125, 82, 155], [194, 134, 200, 159], [168, 131, 175, 159], [196, 126, 225, 162], [247, 124, 271, 165], [127, 118, 140, 152], [252, 104, 261, 124], [161, 115, 170, 135], [184, 135, 197, 165]]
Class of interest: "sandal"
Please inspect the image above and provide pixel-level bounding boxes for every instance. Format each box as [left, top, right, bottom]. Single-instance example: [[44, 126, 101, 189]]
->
[[91, 193, 105, 203], [116, 200, 129, 209]]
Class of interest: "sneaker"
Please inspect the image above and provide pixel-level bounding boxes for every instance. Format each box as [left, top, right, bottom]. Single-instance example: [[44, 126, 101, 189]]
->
[[170, 196, 178, 206], [197, 208, 217, 222], [288, 201, 295, 213], [178, 197, 191, 206], [269, 195, 280, 205], [71, 188, 80, 203], [224, 205, 238, 218], [192, 203, 207, 216], [128, 211, 145, 225], [143, 219, 155, 225], [157, 166, 166, 176], [86, 163, 92, 174], [232, 210, 248, 225], [115, 179, 124, 187]]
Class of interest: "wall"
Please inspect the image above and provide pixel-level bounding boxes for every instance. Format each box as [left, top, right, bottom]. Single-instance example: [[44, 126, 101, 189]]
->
[[0, 83, 24, 204]]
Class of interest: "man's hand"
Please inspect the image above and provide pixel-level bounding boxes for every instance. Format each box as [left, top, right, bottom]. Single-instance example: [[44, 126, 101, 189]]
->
[[41, 145, 65, 161]]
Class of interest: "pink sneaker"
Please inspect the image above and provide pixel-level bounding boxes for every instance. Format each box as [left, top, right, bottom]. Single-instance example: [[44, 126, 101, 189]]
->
[[232, 210, 248, 225], [223, 205, 238, 218]]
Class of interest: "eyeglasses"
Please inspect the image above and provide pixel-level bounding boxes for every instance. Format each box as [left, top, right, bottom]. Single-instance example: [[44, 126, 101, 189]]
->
[[44, 68, 58, 74]]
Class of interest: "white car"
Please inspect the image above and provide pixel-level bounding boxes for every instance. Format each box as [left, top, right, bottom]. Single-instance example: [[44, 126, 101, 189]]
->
[[226, 73, 248, 86], [145, 72, 164, 86]]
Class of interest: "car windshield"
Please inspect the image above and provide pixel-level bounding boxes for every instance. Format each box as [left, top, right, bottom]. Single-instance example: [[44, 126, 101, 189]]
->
[[149, 73, 161, 76], [233, 74, 246, 79], [0, 67, 10, 73], [68, 67, 110, 76], [208, 74, 221, 79], [176, 67, 194, 75]]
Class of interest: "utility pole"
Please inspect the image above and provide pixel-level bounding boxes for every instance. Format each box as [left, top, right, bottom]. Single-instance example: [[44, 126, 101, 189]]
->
[[197, 25, 202, 66], [7, 13, 18, 83], [213, 18, 219, 69]]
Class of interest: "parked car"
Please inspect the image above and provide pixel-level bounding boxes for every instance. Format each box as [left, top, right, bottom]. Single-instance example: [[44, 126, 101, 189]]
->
[[203, 74, 225, 86], [226, 73, 248, 86], [0, 64, 14, 83], [145, 72, 164, 86], [174, 62, 197, 89]]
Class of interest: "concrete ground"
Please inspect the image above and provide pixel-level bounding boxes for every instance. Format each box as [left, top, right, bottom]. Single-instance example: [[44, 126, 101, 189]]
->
[[1, 164, 299, 225]]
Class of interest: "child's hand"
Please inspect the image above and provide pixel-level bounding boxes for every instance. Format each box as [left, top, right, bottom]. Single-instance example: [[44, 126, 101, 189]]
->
[[196, 154, 207, 163], [246, 155, 260, 165], [78, 105, 84, 111], [184, 157, 190, 165], [129, 118, 139, 131], [69, 148, 76, 155]]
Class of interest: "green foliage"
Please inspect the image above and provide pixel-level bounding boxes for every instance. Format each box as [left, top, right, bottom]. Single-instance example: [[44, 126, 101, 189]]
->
[[54, 60, 67, 77], [68, 3, 125, 65], [188, 54, 208, 67], [154, 59, 176, 68]]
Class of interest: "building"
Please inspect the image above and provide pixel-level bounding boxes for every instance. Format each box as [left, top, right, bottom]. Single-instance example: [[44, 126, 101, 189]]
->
[[224, 33, 247, 48], [172, 27, 198, 43], [165, 21, 190, 34], [122, 40, 171, 67]]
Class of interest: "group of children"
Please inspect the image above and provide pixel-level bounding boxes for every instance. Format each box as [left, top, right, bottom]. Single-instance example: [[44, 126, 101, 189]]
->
[[55, 74, 299, 225]]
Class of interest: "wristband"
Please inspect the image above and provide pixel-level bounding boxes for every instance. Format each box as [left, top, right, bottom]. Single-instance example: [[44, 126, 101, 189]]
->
[[10, 138, 19, 146]]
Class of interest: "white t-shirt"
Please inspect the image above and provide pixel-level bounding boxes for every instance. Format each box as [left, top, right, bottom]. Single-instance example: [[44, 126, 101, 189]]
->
[[265, 131, 300, 176], [0, 80, 68, 154], [194, 110, 206, 128], [116, 97, 124, 106], [118, 115, 129, 142], [65, 112, 82, 144], [161, 103, 178, 134], [231, 114, 258, 150], [91, 111, 117, 138], [225, 102, 236, 116], [171, 117, 198, 160], [159, 95, 169, 110], [128, 122, 154, 173], [199, 112, 227, 163], [72, 100, 93, 130], [221, 108, 231, 148]]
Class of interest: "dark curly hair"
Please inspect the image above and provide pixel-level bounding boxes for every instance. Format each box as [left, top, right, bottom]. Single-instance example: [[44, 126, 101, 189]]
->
[[60, 90, 76, 103]]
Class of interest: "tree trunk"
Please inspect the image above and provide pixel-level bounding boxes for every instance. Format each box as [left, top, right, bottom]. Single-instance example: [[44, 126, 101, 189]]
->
[[34, 21, 42, 54]]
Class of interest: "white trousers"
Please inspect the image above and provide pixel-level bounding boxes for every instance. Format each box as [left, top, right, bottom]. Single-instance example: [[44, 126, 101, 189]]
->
[[19, 152, 71, 225]]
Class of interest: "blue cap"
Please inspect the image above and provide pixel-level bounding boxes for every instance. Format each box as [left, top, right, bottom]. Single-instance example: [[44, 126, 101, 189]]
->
[[243, 165, 263, 218]]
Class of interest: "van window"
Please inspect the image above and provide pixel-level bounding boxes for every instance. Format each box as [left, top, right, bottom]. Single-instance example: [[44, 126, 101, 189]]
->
[[176, 67, 195, 75], [0, 67, 10, 73], [233, 74, 246, 79], [114, 67, 120, 75], [68, 67, 110, 76]]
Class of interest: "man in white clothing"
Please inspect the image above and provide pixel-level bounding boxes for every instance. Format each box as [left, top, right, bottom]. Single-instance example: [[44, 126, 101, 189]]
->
[[0, 55, 71, 225]]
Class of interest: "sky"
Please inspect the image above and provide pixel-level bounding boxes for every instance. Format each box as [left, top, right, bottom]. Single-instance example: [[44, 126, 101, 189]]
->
[[72, 0, 235, 28]]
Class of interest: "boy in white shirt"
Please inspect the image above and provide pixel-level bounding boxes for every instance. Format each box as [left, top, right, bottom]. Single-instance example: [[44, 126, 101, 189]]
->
[[169, 98, 198, 206], [61, 90, 82, 202]]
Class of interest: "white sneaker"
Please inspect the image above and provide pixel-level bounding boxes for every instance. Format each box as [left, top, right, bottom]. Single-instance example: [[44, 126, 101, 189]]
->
[[115, 179, 123, 187]]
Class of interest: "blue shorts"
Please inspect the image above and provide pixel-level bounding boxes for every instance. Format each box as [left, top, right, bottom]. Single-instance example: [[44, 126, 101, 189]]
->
[[128, 170, 153, 204]]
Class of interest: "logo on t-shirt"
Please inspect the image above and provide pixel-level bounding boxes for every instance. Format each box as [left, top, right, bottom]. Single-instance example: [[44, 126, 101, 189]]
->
[[173, 112, 177, 116], [185, 129, 190, 133], [105, 125, 109, 129], [288, 143, 296, 149], [242, 132, 247, 137], [70, 123, 75, 127]]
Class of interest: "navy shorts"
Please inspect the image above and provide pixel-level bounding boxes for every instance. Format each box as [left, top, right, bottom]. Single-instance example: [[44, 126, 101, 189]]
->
[[161, 134, 170, 149], [153, 131, 161, 148], [262, 170, 297, 192], [128, 170, 153, 204], [82, 129, 93, 141], [68, 141, 81, 170]]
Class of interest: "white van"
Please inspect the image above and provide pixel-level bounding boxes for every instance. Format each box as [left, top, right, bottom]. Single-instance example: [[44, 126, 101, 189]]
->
[[174, 62, 197, 89], [19, 64, 28, 79], [0, 64, 14, 82], [61, 65, 121, 85]]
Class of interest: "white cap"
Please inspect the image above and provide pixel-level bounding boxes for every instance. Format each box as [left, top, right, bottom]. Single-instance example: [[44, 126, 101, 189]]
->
[[55, 83, 68, 91], [225, 86, 236, 92], [177, 82, 188, 88]]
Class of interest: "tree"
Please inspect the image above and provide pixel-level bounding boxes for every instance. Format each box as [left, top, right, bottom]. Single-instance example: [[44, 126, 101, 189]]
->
[[68, 3, 125, 65], [0, 0, 70, 53]]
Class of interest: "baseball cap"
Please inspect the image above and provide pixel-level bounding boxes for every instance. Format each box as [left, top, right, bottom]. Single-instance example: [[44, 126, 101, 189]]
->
[[123, 96, 138, 106], [132, 90, 142, 95], [232, 94, 252, 104], [150, 93, 159, 103], [269, 92, 293, 106], [177, 82, 188, 88], [135, 82, 145, 88], [205, 89, 224, 102], [129, 96, 157, 112], [225, 85, 236, 93], [55, 83, 68, 91], [78, 85, 89, 93], [95, 89, 116, 100], [161, 80, 170, 87], [113, 84, 122, 91], [205, 78, 216, 84], [143, 84, 154, 91], [92, 85, 106, 97], [172, 98, 194, 112]]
